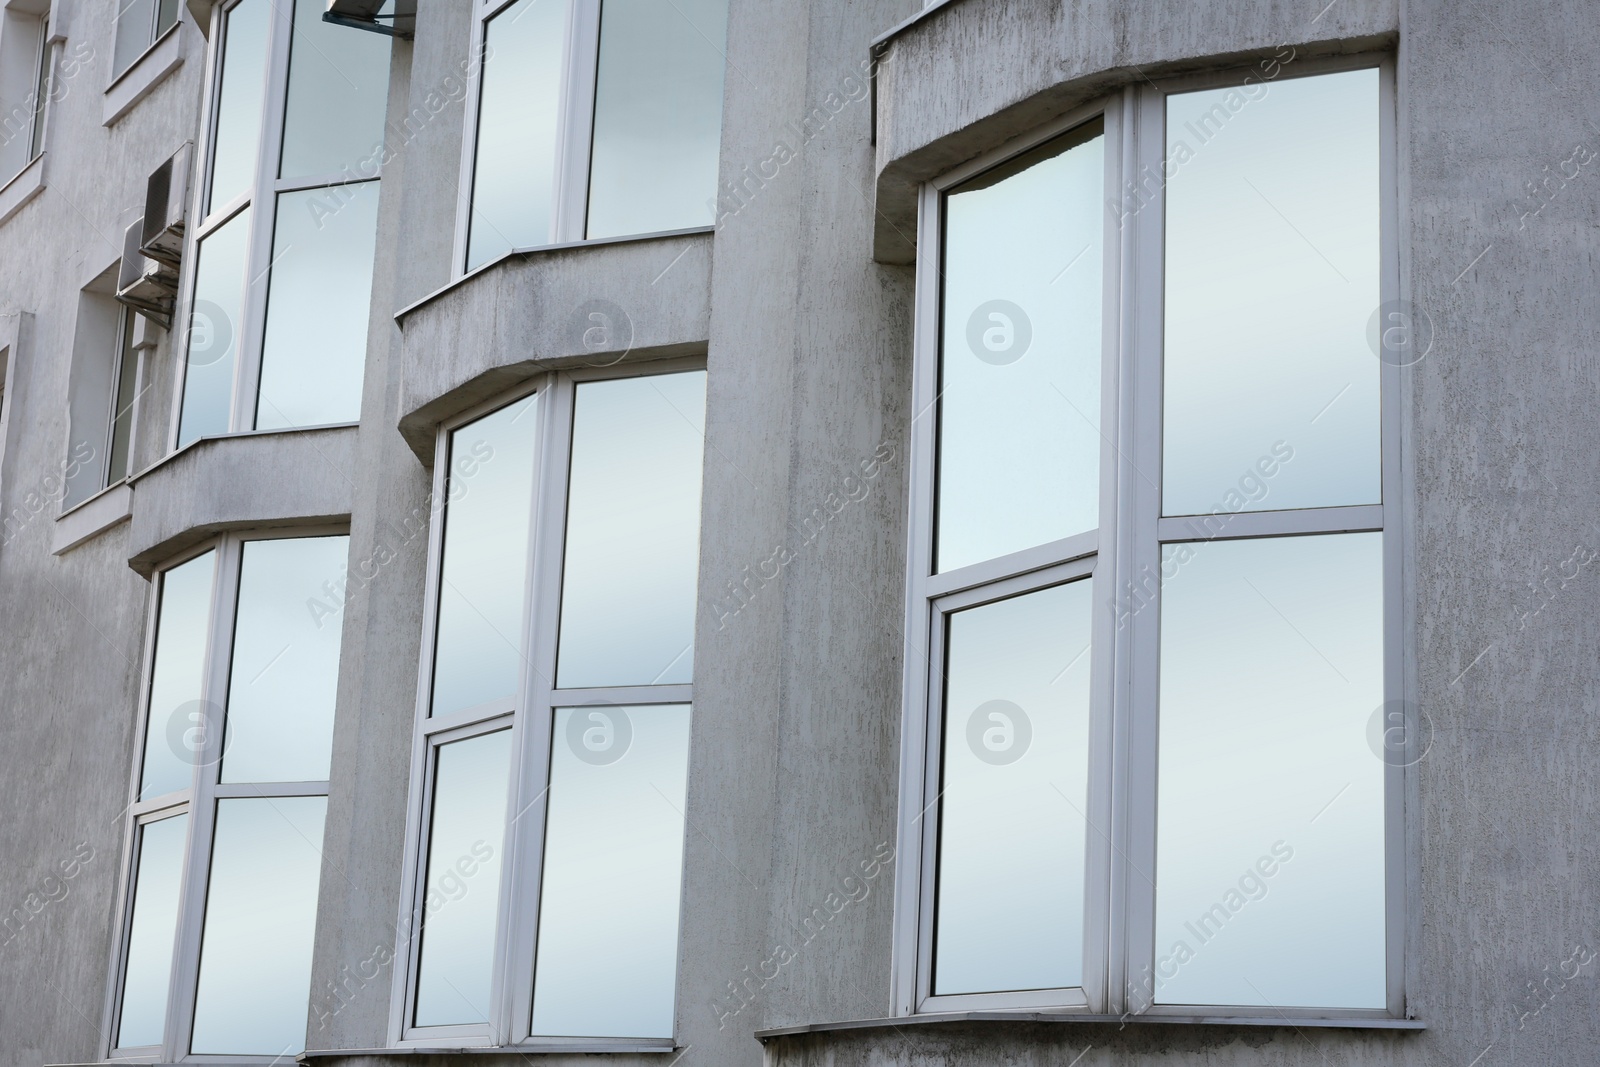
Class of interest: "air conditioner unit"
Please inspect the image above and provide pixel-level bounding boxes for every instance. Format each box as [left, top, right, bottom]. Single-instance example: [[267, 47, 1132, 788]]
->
[[139, 142, 191, 267], [324, 0, 415, 38], [116, 220, 177, 331]]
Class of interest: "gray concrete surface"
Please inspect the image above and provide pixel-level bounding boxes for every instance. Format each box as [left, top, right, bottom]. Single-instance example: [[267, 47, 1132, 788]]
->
[[0, 1, 1595, 1066]]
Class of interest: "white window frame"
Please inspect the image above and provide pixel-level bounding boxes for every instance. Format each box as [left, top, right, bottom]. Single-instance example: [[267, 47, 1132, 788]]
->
[[103, 526, 348, 1063], [168, 0, 384, 451], [389, 357, 703, 1051], [890, 53, 1407, 1023]]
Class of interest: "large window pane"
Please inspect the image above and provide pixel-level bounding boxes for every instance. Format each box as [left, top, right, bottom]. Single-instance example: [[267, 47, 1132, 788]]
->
[[430, 395, 538, 718], [531, 704, 690, 1037], [556, 371, 706, 689], [207, 0, 270, 212], [220, 536, 349, 783], [106, 308, 140, 485], [937, 125, 1104, 573], [190, 796, 327, 1055], [466, 0, 566, 269], [141, 552, 216, 800], [113, 0, 156, 75], [278, 0, 391, 179], [933, 580, 1093, 994], [585, 0, 726, 239], [414, 730, 512, 1027], [177, 208, 250, 447], [1162, 69, 1381, 516], [116, 814, 188, 1049], [255, 183, 380, 429], [1155, 532, 1385, 1008]]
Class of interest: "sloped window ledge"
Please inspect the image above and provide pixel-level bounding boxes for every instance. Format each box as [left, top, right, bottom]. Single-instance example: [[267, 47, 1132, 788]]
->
[[103, 22, 184, 126], [0, 153, 45, 227], [52, 482, 133, 554], [756, 1012, 1427, 1041]]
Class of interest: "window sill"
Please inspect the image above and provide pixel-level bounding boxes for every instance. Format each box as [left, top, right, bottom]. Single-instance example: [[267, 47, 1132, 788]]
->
[[103, 23, 184, 126], [53, 481, 133, 555], [755, 1011, 1427, 1041], [300, 1041, 680, 1058], [0, 152, 45, 227]]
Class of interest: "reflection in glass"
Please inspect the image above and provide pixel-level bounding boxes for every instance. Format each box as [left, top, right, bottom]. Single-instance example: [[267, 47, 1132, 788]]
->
[[106, 307, 141, 485], [414, 730, 512, 1027], [586, 0, 727, 239], [141, 552, 216, 800], [191, 796, 327, 1054], [1162, 69, 1381, 516], [221, 536, 349, 783], [933, 580, 1092, 994], [466, 0, 566, 269], [116, 814, 187, 1048], [113, 0, 156, 75], [556, 372, 706, 689], [431, 395, 538, 717], [1156, 532, 1384, 1008], [937, 124, 1104, 573], [207, 0, 270, 212], [531, 705, 690, 1037], [255, 183, 380, 429], [278, 0, 391, 179], [177, 208, 250, 447]]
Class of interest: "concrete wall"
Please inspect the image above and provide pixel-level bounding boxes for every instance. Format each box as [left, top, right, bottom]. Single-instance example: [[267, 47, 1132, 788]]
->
[[0, 0, 1594, 1066]]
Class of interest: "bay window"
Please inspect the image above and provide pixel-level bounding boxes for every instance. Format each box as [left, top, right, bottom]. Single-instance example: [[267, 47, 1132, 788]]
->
[[396, 364, 706, 1048], [894, 58, 1404, 1020]]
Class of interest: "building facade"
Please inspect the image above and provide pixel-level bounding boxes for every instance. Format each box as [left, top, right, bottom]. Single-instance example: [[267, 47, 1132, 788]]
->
[[0, 0, 1595, 1066]]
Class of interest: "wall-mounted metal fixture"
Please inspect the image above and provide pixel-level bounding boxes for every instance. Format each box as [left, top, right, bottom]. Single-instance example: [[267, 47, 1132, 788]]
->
[[115, 143, 192, 330]]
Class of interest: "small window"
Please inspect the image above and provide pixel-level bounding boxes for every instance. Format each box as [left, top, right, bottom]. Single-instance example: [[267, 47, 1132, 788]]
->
[[394, 365, 705, 1048], [112, 0, 179, 78], [174, 0, 390, 448], [66, 275, 144, 508], [0, 3, 49, 181], [109, 533, 351, 1059], [461, 0, 728, 271], [896, 60, 1401, 1021]]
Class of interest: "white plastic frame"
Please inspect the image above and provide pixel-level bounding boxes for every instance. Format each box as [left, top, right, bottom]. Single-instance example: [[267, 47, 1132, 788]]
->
[[389, 358, 705, 1052], [891, 53, 1408, 1024]]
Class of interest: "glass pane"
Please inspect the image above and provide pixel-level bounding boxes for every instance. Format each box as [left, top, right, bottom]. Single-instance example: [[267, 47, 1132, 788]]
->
[[113, 0, 156, 77], [933, 580, 1093, 994], [531, 704, 690, 1037], [156, 0, 179, 37], [556, 371, 706, 689], [466, 0, 566, 269], [430, 394, 538, 717], [106, 308, 140, 485], [116, 814, 187, 1049], [255, 182, 380, 429], [191, 796, 327, 1055], [936, 125, 1104, 573], [1155, 532, 1384, 1008], [207, 0, 270, 212], [221, 536, 350, 783], [27, 19, 47, 160], [585, 0, 727, 239], [278, 0, 390, 178], [1162, 69, 1381, 516], [177, 207, 250, 447], [141, 552, 216, 800], [414, 730, 512, 1027]]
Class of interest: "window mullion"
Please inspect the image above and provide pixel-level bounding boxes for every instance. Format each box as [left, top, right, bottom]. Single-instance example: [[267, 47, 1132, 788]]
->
[[500, 375, 571, 1041], [162, 537, 241, 1060], [231, 1, 294, 434], [551, 0, 601, 244]]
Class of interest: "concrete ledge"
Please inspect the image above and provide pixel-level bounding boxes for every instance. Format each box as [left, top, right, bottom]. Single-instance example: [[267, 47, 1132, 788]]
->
[[103, 23, 185, 126], [870, 0, 1398, 262], [394, 229, 713, 462], [125, 424, 358, 576], [756, 1011, 1427, 1040], [0, 153, 45, 228], [52, 482, 132, 554]]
